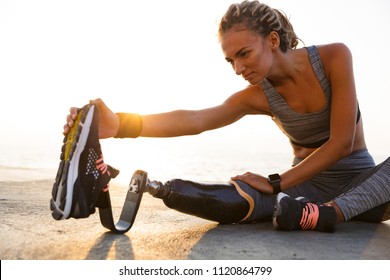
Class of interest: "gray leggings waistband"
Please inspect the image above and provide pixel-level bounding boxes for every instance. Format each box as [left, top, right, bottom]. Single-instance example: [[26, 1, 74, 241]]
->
[[292, 149, 375, 169]]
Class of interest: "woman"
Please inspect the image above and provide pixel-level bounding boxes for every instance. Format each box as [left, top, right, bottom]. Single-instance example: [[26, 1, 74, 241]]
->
[[63, 0, 390, 232]]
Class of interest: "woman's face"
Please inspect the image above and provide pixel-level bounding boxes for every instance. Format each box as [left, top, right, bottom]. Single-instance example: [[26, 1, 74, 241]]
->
[[221, 27, 274, 85]]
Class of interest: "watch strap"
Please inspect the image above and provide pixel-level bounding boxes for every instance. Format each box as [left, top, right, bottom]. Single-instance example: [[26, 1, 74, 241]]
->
[[268, 173, 281, 195]]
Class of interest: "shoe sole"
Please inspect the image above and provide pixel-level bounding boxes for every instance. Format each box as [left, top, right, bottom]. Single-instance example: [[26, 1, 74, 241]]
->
[[50, 105, 95, 220]]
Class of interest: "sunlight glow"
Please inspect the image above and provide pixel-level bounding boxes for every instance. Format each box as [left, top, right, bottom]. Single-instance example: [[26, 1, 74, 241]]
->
[[1, 0, 389, 173]]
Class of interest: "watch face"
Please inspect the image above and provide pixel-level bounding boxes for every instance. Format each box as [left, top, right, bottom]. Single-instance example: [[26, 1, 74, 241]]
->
[[269, 174, 280, 181]]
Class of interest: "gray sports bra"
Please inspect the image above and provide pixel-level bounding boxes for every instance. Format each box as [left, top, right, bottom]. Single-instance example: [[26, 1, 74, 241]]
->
[[260, 45, 360, 148]]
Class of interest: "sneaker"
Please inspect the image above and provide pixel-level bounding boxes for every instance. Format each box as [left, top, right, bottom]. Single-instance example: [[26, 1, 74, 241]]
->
[[50, 103, 119, 220], [273, 193, 319, 231], [273, 193, 337, 232]]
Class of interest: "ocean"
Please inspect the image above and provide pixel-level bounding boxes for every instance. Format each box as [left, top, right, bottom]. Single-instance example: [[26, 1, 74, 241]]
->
[[0, 133, 388, 185], [0, 131, 294, 184]]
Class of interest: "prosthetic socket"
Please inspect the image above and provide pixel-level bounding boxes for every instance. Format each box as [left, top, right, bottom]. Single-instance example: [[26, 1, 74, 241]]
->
[[146, 179, 252, 224]]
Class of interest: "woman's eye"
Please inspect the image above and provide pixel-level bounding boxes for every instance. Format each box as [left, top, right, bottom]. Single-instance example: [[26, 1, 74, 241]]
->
[[239, 51, 249, 58]]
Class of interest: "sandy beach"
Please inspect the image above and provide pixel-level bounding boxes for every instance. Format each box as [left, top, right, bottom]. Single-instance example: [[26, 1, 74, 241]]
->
[[1, 169, 390, 261]]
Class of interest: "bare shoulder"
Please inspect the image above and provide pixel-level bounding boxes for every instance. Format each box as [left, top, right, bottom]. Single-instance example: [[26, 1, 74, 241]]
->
[[224, 84, 271, 115], [315, 43, 353, 75]]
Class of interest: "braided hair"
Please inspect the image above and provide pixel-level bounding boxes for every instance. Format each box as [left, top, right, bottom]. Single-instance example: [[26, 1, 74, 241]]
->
[[218, 0, 299, 52]]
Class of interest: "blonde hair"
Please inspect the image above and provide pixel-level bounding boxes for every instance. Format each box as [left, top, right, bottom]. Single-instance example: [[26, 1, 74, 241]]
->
[[218, 0, 299, 52]]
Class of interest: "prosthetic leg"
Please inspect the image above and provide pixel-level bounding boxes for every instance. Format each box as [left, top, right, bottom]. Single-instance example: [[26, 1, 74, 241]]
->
[[97, 170, 147, 233], [145, 178, 254, 224], [97, 170, 254, 233]]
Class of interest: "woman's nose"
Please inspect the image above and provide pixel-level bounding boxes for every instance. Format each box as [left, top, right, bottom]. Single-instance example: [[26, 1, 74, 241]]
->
[[234, 61, 245, 75]]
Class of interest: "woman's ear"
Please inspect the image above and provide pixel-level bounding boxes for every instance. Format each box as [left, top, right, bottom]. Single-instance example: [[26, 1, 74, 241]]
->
[[268, 31, 280, 49]]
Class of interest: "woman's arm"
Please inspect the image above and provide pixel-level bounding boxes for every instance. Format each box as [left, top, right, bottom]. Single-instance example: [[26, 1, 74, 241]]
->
[[64, 85, 269, 139], [140, 86, 268, 137]]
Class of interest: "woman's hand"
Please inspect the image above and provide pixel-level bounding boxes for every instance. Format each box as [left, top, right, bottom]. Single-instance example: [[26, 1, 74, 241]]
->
[[63, 98, 120, 139], [231, 172, 274, 194]]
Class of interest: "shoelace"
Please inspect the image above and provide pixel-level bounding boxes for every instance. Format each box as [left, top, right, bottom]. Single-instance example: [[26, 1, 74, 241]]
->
[[299, 203, 319, 230]]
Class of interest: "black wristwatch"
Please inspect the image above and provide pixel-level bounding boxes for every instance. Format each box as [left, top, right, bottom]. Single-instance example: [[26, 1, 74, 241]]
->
[[268, 173, 281, 194]]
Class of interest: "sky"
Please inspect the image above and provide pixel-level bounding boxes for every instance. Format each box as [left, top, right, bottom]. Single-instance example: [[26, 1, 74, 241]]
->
[[1, 0, 390, 167]]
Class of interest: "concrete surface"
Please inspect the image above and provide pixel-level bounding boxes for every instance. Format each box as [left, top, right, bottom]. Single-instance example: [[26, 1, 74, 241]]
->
[[1, 179, 390, 260]]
